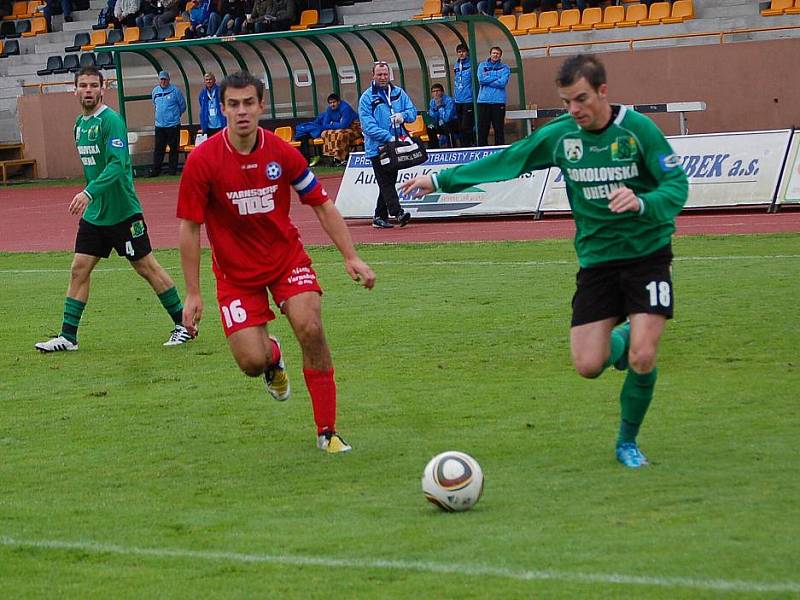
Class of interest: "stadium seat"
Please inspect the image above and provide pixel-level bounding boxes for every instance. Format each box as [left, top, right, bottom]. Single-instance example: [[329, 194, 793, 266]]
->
[[82, 28, 106, 50], [0, 21, 15, 37], [274, 126, 302, 148], [117, 26, 140, 44], [662, 0, 693, 23], [412, 0, 441, 19], [595, 4, 624, 28], [65, 31, 90, 52], [497, 14, 516, 31], [761, 0, 792, 15], [0, 38, 20, 56], [3, 2, 27, 20], [640, 1, 671, 25], [134, 25, 157, 43], [618, 3, 647, 27], [528, 10, 558, 33], [550, 8, 580, 32], [511, 11, 535, 35], [62, 53, 80, 72], [6, 18, 30, 38], [155, 23, 173, 40], [290, 9, 318, 29], [21, 15, 45, 36], [37, 54, 62, 76], [95, 50, 114, 69], [405, 115, 429, 143], [785, 0, 800, 14], [165, 20, 189, 40], [312, 7, 336, 27], [178, 128, 194, 153], [23, 0, 40, 18], [571, 6, 602, 30], [79, 52, 96, 68], [104, 27, 124, 44]]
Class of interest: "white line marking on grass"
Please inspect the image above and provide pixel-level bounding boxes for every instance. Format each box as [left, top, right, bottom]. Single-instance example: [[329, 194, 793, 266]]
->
[[1, 536, 798, 594], [1, 255, 799, 275]]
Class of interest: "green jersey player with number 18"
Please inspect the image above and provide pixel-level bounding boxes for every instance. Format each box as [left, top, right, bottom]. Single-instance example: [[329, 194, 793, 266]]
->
[[35, 66, 193, 353], [401, 54, 689, 468]]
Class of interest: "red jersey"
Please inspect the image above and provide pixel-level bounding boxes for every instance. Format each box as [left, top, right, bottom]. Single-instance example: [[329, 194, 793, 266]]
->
[[177, 128, 329, 287]]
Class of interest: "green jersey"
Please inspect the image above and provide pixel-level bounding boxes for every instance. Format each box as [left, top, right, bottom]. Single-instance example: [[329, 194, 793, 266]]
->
[[74, 105, 142, 226], [437, 105, 689, 267]]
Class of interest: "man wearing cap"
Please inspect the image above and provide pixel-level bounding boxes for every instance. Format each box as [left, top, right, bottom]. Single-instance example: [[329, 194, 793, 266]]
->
[[149, 70, 187, 177]]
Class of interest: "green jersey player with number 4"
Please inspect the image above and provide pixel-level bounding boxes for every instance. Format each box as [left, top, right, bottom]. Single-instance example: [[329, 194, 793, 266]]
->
[[401, 54, 689, 468], [35, 66, 193, 353]]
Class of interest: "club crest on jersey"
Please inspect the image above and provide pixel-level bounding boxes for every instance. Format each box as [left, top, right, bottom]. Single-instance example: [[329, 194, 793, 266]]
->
[[564, 138, 583, 163], [266, 162, 282, 180], [87, 124, 100, 142], [611, 136, 637, 161]]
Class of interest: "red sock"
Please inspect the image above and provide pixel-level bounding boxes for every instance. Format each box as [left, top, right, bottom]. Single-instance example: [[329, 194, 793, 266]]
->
[[269, 337, 281, 366], [303, 368, 336, 435]]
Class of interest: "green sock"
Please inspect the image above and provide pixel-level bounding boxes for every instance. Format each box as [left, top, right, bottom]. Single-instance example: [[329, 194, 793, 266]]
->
[[158, 287, 184, 325], [60, 297, 86, 344], [616, 368, 657, 446], [603, 321, 630, 371]]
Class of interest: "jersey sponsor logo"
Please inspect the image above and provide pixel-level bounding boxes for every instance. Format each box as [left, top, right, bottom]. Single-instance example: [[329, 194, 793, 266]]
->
[[565, 163, 639, 183], [659, 153, 682, 171], [266, 162, 282, 180], [286, 266, 316, 287], [241, 163, 258, 170], [226, 186, 279, 215], [564, 139, 583, 162], [611, 136, 637, 161], [110, 137, 126, 149], [130, 220, 145, 237]]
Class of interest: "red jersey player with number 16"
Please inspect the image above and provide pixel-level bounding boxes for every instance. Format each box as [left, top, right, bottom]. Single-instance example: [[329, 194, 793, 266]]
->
[[177, 70, 375, 454]]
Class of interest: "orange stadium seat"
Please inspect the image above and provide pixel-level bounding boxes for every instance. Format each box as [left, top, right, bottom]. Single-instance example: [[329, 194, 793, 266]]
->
[[550, 8, 580, 32], [3, 1, 27, 20], [290, 9, 318, 30], [274, 126, 302, 148], [82, 28, 106, 49], [117, 26, 140, 44], [617, 3, 647, 27], [166, 20, 190, 40], [497, 14, 516, 31], [23, 0, 41, 17], [785, 0, 800, 14], [512, 11, 535, 35], [640, 1, 671, 25], [761, 0, 792, 15], [528, 10, 558, 33], [404, 115, 429, 142], [662, 0, 694, 23], [412, 0, 441, 19], [22, 14, 45, 36], [572, 6, 602, 30], [595, 5, 624, 29]]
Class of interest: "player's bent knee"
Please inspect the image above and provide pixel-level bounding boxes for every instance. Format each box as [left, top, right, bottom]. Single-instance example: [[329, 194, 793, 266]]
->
[[573, 357, 605, 379], [236, 354, 269, 378]]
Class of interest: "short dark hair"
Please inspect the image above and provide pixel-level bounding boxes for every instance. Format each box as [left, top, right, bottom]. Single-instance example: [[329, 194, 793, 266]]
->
[[556, 54, 607, 90], [75, 66, 103, 86], [220, 70, 265, 103], [490, 46, 502, 55], [327, 93, 340, 103], [456, 43, 468, 53], [430, 83, 444, 93]]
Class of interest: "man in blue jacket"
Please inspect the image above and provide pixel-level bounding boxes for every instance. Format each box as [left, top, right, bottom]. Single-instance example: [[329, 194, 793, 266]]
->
[[453, 43, 475, 147], [149, 70, 187, 177], [477, 46, 510, 147], [426, 83, 459, 149], [358, 61, 416, 229], [198, 72, 226, 139]]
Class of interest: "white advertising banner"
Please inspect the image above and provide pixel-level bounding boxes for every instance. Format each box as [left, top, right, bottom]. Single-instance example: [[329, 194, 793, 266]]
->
[[537, 129, 793, 213], [336, 147, 547, 218], [777, 130, 800, 205]]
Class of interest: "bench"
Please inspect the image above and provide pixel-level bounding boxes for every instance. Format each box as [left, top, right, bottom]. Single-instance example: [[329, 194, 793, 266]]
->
[[0, 143, 38, 184]]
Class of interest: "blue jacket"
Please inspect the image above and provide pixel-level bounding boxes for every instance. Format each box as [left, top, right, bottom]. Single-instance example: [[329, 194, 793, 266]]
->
[[322, 100, 357, 131], [198, 83, 226, 132], [428, 94, 457, 125], [453, 57, 473, 105], [152, 83, 186, 128], [477, 59, 510, 104], [358, 83, 417, 158]]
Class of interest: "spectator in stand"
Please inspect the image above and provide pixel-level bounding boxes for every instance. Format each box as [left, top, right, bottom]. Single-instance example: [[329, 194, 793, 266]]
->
[[43, 0, 74, 30], [453, 43, 475, 147], [441, 0, 471, 16], [245, 0, 296, 32], [135, 0, 159, 29], [477, 46, 510, 147], [113, 0, 141, 27], [188, 0, 219, 36], [0, 0, 15, 19], [149, 70, 187, 177], [141, 0, 183, 27], [521, 0, 556, 12], [426, 83, 459, 149], [198, 72, 226, 138], [208, 0, 246, 35]]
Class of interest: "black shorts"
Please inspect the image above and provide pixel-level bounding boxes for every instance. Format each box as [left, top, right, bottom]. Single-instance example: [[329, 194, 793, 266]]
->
[[571, 244, 674, 327], [75, 213, 152, 261]]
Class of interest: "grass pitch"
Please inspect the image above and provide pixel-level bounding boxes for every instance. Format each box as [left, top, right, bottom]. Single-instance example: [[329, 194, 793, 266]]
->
[[1, 234, 798, 598]]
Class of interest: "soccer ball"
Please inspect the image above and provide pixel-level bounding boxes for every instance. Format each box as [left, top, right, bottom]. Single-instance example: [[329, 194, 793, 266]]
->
[[421, 451, 484, 512]]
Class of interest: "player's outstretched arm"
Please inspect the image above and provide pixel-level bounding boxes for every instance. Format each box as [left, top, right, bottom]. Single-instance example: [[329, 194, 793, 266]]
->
[[178, 218, 203, 337], [311, 200, 376, 290], [398, 174, 435, 198]]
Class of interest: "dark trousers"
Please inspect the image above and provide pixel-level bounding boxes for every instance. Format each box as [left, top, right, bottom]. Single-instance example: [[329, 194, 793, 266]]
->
[[205, 127, 223, 138], [426, 120, 460, 149], [370, 157, 402, 220], [153, 125, 180, 175], [478, 103, 506, 147], [455, 103, 475, 147]]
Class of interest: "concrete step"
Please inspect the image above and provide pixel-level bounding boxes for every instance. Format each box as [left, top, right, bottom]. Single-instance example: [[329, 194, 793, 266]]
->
[[62, 10, 102, 31], [341, 11, 417, 24]]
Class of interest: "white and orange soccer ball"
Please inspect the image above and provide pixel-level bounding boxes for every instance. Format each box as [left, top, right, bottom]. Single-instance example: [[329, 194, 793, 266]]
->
[[421, 451, 484, 512]]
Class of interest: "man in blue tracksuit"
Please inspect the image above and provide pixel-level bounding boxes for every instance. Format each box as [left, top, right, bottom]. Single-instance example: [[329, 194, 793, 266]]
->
[[453, 42, 475, 147], [149, 70, 187, 177], [358, 61, 417, 229], [198, 72, 226, 139], [477, 46, 510, 147], [426, 83, 459, 149]]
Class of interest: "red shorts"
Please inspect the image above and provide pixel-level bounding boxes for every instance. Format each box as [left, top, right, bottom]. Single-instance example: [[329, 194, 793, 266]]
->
[[215, 263, 322, 337]]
